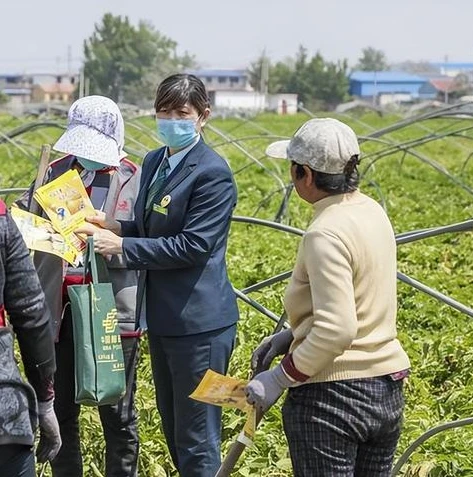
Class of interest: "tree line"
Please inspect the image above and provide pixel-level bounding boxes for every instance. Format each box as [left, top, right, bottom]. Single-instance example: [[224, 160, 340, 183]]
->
[[83, 14, 195, 106], [82, 14, 431, 109]]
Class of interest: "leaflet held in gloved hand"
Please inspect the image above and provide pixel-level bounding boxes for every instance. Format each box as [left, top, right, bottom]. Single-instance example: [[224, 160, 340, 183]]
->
[[190, 369, 256, 442]]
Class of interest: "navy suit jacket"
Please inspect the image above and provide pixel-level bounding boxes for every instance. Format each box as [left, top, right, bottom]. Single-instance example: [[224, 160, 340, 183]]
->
[[121, 139, 239, 336]]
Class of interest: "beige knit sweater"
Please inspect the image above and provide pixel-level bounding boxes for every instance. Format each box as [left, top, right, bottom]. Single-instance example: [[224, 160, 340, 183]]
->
[[284, 190, 410, 384]]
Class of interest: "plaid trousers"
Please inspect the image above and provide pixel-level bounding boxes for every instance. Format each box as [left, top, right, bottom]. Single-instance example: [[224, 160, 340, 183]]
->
[[282, 376, 405, 477]]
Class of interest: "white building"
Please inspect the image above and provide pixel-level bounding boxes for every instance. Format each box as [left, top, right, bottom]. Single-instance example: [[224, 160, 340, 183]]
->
[[186, 69, 298, 114], [209, 90, 265, 111]]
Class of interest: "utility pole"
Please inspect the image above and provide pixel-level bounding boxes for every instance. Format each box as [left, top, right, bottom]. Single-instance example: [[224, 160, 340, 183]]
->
[[259, 50, 269, 112], [373, 70, 378, 105], [79, 68, 85, 98], [67, 45, 72, 76], [260, 51, 269, 95]]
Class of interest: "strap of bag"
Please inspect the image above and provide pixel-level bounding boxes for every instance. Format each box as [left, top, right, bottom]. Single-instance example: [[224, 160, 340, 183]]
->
[[84, 237, 99, 283], [83, 237, 111, 284]]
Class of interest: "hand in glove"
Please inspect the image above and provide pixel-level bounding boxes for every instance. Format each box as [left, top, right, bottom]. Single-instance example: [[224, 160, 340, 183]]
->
[[251, 328, 293, 375], [245, 364, 294, 412], [37, 399, 62, 463]]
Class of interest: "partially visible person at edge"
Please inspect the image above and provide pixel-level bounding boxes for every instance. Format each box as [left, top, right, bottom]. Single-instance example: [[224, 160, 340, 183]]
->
[[245, 118, 411, 477], [15, 95, 141, 477], [0, 199, 62, 476], [76, 74, 239, 477]]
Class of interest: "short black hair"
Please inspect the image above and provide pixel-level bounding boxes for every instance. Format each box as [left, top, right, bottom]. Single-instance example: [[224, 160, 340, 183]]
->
[[292, 155, 360, 194], [154, 74, 210, 115]]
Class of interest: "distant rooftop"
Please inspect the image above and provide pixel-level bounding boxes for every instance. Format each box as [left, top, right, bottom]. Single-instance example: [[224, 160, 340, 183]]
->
[[0, 74, 28, 79], [0, 71, 78, 77], [428, 77, 456, 92], [185, 68, 247, 78], [2, 88, 31, 95], [36, 83, 75, 94], [350, 71, 427, 83], [430, 62, 473, 69]]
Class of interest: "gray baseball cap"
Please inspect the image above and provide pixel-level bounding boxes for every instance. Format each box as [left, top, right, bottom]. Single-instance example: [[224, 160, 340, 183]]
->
[[53, 95, 125, 167], [266, 118, 360, 174]]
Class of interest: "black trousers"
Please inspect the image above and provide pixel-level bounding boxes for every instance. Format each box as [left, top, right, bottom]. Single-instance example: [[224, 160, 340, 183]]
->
[[51, 306, 139, 477]]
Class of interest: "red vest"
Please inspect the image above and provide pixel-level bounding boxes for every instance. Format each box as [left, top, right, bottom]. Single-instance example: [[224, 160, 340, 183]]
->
[[0, 199, 6, 327]]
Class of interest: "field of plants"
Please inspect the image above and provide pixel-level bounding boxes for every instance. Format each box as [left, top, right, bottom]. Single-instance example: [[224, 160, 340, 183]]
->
[[2, 106, 473, 476]]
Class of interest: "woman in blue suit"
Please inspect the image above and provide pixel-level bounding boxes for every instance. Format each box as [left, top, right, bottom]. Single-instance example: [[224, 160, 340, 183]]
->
[[80, 74, 239, 476]]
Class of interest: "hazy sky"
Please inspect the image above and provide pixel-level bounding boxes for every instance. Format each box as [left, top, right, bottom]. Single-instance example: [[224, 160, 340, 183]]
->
[[3, 0, 473, 74]]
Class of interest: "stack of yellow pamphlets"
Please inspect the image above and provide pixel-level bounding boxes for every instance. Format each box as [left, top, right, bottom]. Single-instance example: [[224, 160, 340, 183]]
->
[[12, 169, 95, 266]]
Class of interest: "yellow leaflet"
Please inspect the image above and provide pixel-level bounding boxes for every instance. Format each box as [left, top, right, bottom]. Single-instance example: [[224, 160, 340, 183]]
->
[[190, 369, 248, 409], [33, 169, 95, 246], [190, 369, 255, 444], [242, 405, 256, 441], [11, 207, 81, 266]]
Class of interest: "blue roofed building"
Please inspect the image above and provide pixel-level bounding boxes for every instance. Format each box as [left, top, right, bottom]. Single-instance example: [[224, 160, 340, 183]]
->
[[349, 71, 429, 104]]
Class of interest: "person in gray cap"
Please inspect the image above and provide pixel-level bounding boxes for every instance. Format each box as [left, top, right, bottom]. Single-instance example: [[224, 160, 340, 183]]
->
[[15, 95, 141, 477], [245, 118, 410, 476]]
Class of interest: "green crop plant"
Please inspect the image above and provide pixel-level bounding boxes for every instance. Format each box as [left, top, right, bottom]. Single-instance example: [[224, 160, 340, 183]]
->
[[2, 109, 473, 476]]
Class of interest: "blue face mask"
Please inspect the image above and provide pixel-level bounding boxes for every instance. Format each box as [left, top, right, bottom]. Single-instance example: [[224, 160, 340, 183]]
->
[[156, 118, 199, 149], [76, 157, 106, 171]]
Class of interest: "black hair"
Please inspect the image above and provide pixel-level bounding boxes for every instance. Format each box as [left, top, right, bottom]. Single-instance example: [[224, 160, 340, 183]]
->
[[292, 155, 360, 194], [154, 74, 210, 115]]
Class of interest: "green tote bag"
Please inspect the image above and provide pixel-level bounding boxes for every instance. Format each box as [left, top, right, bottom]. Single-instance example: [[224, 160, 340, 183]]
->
[[67, 237, 126, 406]]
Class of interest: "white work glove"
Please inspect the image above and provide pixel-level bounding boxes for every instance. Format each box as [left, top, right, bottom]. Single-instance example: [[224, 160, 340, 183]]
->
[[245, 364, 294, 412], [251, 328, 293, 375], [37, 399, 62, 463]]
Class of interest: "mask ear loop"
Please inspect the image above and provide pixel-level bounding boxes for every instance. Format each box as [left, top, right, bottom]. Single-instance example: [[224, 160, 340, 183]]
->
[[196, 114, 205, 136]]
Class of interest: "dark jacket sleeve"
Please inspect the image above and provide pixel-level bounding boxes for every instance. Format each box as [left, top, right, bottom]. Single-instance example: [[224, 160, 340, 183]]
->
[[3, 210, 55, 401], [119, 219, 139, 237], [122, 166, 236, 270]]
